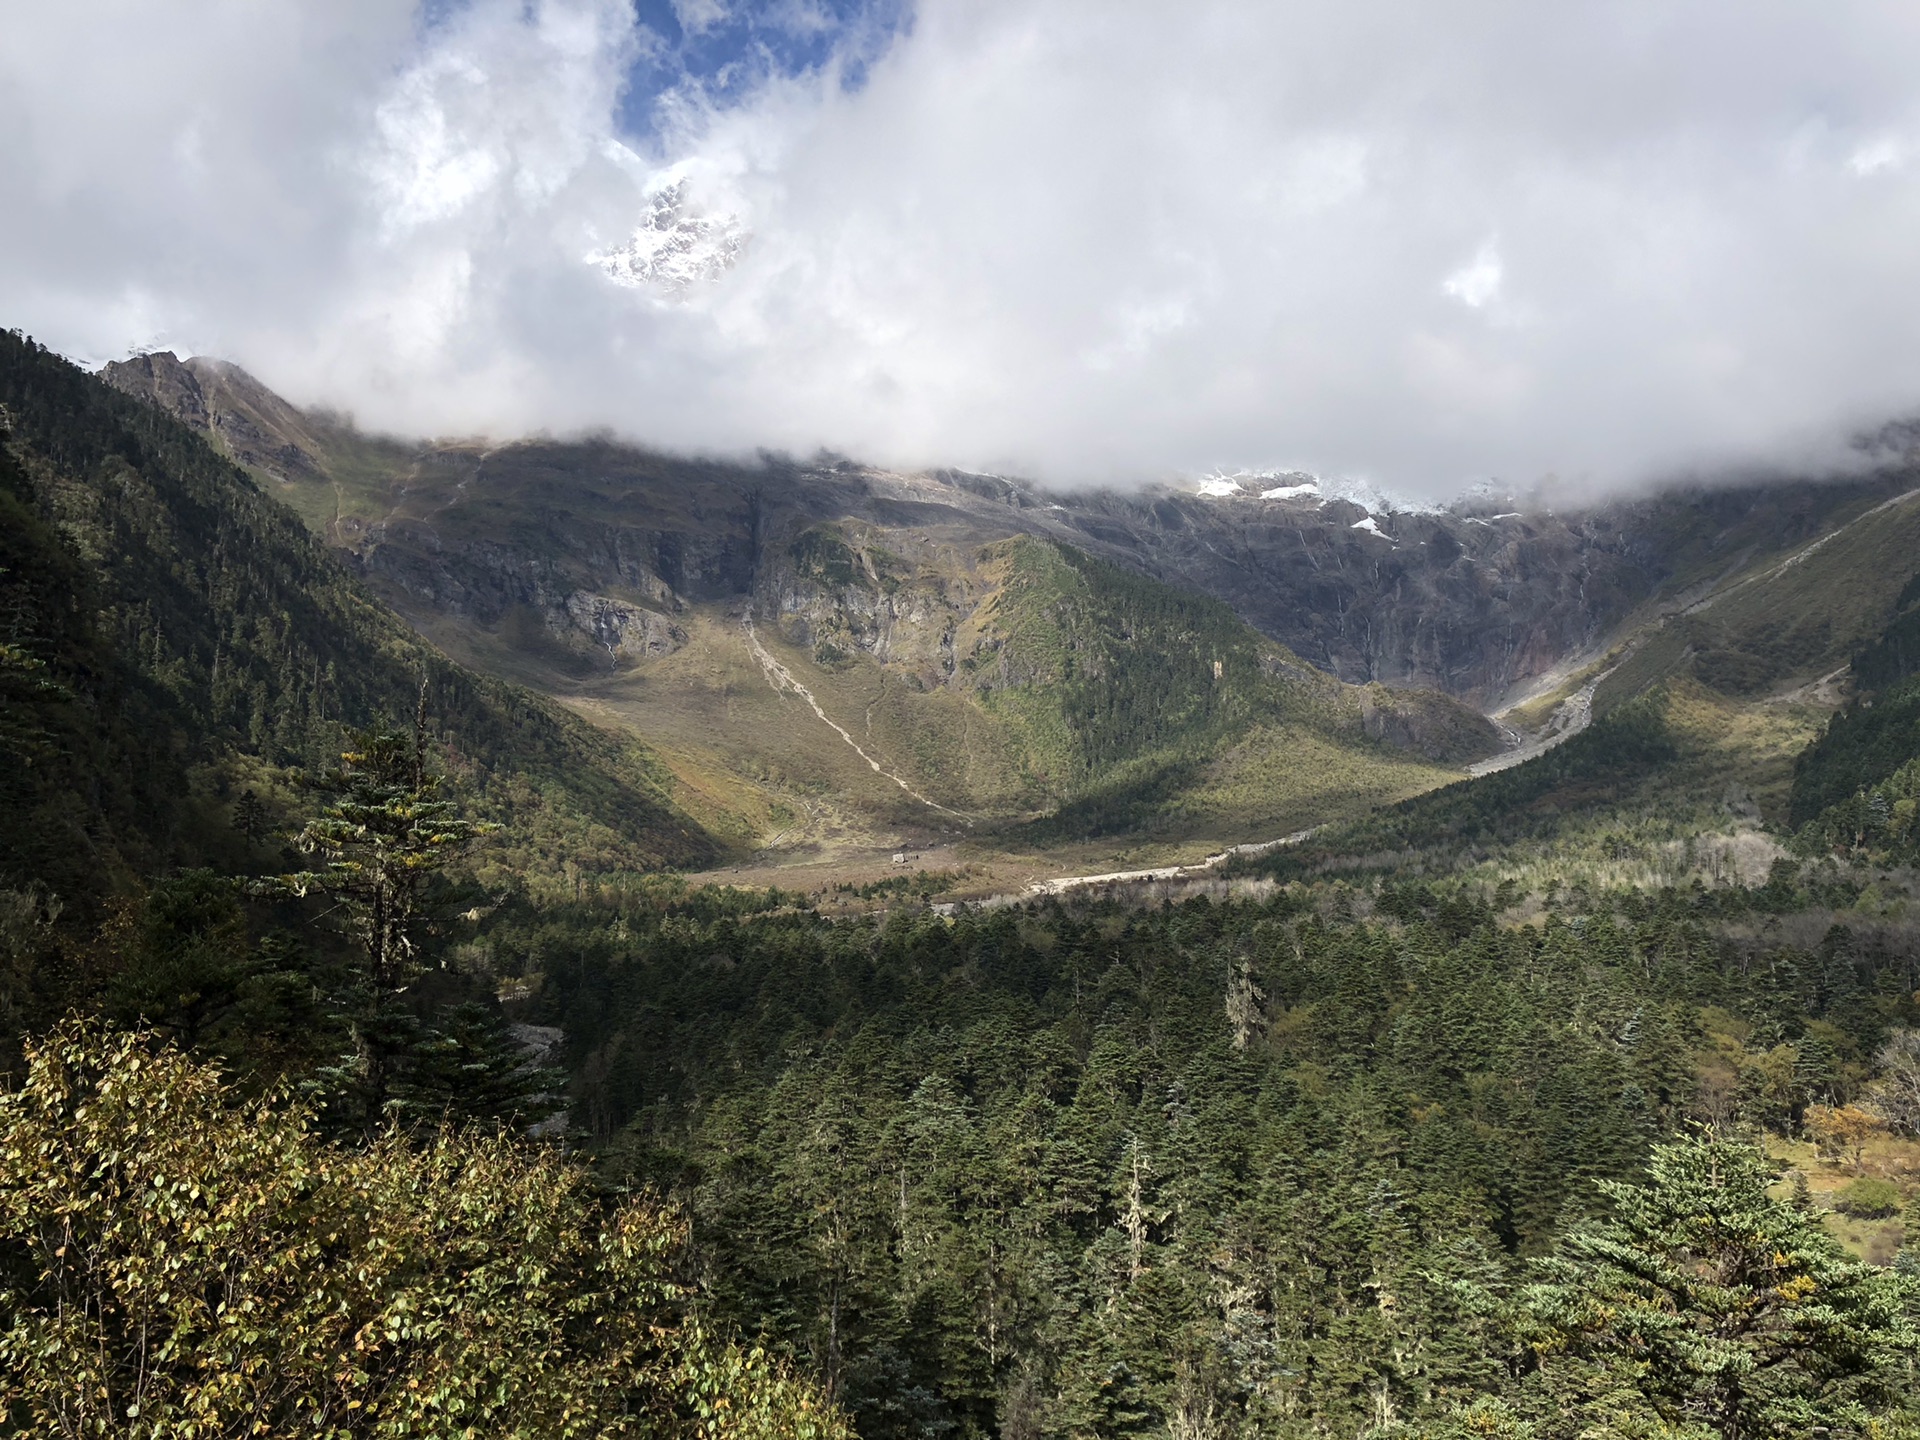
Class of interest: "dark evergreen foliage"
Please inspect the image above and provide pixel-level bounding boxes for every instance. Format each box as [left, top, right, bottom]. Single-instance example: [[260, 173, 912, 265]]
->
[[456, 874, 1920, 1439], [0, 328, 714, 913], [1789, 575, 1920, 861], [1849, 568, 1920, 692]]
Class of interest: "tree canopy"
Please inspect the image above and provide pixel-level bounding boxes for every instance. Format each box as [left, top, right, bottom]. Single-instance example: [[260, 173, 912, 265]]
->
[[0, 1020, 848, 1440]]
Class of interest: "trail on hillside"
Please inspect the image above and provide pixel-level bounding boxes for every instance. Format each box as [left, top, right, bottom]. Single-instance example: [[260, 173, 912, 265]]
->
[[1022, 828, 1320, 897], [742, 610, 968, 820], [1685, 484, 1920, 616]]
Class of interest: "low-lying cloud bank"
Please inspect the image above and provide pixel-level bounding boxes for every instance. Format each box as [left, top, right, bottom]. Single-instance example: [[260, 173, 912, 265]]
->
[[7, 0, 1920, 498]]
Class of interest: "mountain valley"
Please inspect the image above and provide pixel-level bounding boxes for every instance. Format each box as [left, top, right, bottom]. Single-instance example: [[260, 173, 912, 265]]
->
[[26, 7, 1920, 1433], [99, 349, 1920, 895], [5, 334, 1920, 1439]]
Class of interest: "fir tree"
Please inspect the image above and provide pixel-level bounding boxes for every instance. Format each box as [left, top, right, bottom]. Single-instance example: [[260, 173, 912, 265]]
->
[[266, 713, 495, 1127], [396, 1000, 566, 1129], [231, 787, 267, 845], [1518, 1131, 1917, 1439]]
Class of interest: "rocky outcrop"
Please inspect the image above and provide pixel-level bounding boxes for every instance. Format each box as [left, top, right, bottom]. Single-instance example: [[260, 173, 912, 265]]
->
[[102, 353, 1918, 712], [561, 593, 686, 663], [102, 351, 327, 482], [756, 540, 971, 690], [1359, 684, 1501, 765]]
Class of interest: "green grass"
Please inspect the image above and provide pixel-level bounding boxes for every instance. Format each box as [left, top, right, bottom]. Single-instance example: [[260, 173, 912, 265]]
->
[[1238, 677, 1831, 897], [1598, 488, 1920, 711]]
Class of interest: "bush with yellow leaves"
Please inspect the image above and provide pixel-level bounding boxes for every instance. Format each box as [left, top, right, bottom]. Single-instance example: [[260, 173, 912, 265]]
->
[[0, 1020, 847, 1439]]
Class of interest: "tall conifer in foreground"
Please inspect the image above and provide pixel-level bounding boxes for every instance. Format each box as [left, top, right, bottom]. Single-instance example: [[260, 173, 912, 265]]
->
[[268, 714, 495, 1128], [1515, 1132, 1916, 1439]]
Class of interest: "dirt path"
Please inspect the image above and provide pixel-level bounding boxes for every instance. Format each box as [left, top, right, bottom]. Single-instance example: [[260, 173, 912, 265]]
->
[[1020, 828, 1320, 897]]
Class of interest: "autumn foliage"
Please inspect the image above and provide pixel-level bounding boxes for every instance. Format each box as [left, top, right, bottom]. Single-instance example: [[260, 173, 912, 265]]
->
[[0, 1021, 848, 1439]]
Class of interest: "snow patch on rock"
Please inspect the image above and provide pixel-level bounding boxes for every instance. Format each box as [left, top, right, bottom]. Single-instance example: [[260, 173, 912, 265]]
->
[[590, 179, 745, 298]]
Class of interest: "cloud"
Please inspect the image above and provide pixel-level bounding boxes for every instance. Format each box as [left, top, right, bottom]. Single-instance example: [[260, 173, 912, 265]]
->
[[1443, 244, 1503, 311], [7, 0, 1920, 498], [669, 0, 732, 36]]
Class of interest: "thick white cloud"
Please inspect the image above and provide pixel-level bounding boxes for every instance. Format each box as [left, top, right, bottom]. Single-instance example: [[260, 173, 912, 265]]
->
[[7, 0, 1920, 496]]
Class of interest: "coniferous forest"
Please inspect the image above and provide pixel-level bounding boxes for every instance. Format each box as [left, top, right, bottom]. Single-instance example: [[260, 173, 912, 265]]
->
[[7, 331, 1920, 1440]]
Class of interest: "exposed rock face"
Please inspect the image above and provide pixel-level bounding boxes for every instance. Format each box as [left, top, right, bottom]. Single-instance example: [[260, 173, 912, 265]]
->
[[102, 350, 211, 427], [746, 524, 975, 689], [102, 353, 1917, 710], [562, 593, 686, 663], [1017, 477, 1914, 707], [102, 351, 327, 483]]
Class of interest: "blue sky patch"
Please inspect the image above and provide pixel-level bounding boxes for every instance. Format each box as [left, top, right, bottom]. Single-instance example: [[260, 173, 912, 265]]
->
[[619, 0, 912, 140]]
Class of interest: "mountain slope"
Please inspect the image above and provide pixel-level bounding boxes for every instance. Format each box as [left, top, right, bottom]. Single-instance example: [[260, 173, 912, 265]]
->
[[1784, 567, 1920, 859], [1218, 481, 1920, 894], [1590, 481, 1920, 712], [99, 354, 1505, 867], [103, 352, 1920, 712], [0, 331, 715, 907], [532, 524, 1494, 864], [101, 347, 1920, 882]]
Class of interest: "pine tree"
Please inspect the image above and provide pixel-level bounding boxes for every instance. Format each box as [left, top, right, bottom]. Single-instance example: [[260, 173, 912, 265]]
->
[[396, 1000, 566, 1129], [103, 870, 249, 1047], [232, 787, 267, 845]]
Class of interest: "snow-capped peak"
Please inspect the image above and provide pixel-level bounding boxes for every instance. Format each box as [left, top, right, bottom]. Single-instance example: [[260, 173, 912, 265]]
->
[[1192, 468, 1324, 502], [1188, 468, 1447, 516], [589, 179, 745, 298]]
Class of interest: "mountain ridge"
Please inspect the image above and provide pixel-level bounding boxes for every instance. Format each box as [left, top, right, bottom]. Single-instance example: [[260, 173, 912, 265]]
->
[[102, 350, 1919, 709], [99, 352, 1514, 871], [0, 332, 717, 914], [97, 348, 1920, 884]]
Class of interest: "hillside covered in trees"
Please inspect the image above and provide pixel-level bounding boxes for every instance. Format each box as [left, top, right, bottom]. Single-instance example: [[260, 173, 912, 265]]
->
[[476, 863, 1920, 1439], [0, 329, 716, 915], [7, 334, 1920, 1436]]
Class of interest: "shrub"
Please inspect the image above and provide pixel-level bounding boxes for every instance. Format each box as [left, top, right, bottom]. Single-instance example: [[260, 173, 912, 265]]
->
[[1833, 1177, 1904, 1219], [1806, 1103, 1887, 1165], [0, 1019, 848, 1439]]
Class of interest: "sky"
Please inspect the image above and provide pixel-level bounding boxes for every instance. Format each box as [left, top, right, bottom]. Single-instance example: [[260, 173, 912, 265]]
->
[[6, 0, 1920, 498]]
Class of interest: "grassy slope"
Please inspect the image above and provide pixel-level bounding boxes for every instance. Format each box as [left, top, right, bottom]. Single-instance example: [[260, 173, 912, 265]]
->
[[1778, 570, 1920, 864], [209, 409, 1501, 866], [1597, 485, 1920, 713], [1241, 676, 1829, 897], [504, 560, 1470, 873], [964, 537, 1474, 844]]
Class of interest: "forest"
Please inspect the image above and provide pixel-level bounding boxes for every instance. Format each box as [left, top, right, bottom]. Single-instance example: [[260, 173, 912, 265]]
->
[[5, 333, 1920, 1437]]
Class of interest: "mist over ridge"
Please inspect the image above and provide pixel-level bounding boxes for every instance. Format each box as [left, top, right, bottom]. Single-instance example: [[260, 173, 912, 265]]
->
[[10, 1, 1920, 498]]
